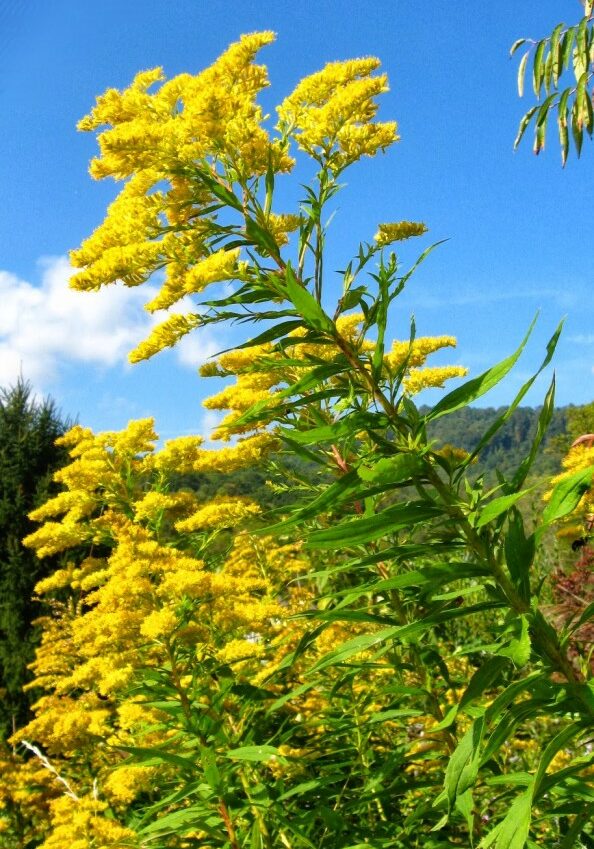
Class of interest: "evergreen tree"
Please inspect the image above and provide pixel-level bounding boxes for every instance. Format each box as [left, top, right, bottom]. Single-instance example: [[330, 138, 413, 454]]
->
[[0, 379, 69, 738]]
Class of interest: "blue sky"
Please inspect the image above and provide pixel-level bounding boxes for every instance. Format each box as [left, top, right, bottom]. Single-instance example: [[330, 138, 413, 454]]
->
[[0, 0, 592, 438]]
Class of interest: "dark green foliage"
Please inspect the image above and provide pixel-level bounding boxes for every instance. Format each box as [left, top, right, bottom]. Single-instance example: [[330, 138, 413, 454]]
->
[[0, 380, 70, 738], [549, 401, 594, 453]]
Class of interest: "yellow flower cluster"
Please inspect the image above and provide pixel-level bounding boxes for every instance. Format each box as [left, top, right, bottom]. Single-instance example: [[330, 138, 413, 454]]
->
[[0, 747, 57, 846], [9, 414, 325, 842], [277, 58, 398, 169], [154, 431, 280, 473], [384, 335, 458, 370], [144, 247, 242, 314], [69, 33, 298, 369], [374, 221, 428, 246], [403, 365, 468, 395], [175, 495, 261, 532], [128, 312, 201, 363], [38, 794, 137, 849], [67, 34, 411, 382], [77, 33, 287, 181]]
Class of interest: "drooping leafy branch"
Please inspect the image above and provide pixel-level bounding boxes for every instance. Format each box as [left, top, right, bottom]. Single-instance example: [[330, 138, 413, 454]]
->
[[512, 2, 594, 163]]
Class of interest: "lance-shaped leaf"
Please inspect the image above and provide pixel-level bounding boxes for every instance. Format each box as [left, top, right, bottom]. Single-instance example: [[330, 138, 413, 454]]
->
[[427, 316, 537, 421], [498, 614, 532, 667], [444, 717, 485, 809], [284, 262, 334, 332], [479, 789, 532, 849], [511, 372, 556, 489], [541, 465, 594, 528], [504, 508, 534, 602], [476, 485, 538, 529], [306, 500, 444, 549], [225, 745, 285, 763]]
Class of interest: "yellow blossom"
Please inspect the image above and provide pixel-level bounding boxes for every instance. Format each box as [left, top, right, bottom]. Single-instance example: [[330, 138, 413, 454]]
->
[[278, 57, 398, 166], [175, 496, 261, 532], [403, 365, 468, 395], [384, 335, 458, 370], [374, 221, 428, 246], [128, 313, 201, 363], [145, 247, 241, 312], [139, 607, 179, 641]]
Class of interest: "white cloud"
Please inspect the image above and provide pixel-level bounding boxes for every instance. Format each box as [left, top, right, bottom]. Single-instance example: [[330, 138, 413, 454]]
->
[[0, 256, 222, 389]]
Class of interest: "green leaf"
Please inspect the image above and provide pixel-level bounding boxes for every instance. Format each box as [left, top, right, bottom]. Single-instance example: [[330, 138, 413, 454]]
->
[[518, 51, 530, 97], [504, 508, 534, 602], [575, 17, 589, 79], [534, 93, 559, 153], [482, 701, 545, 765], [569, 599, 594, 634], [543, 50, 553, 96], [444, 717, 485, 808], [550, 22, 565, 86], [558, 88, 571, 165], [310, 603, 503, 673], [397, 239, 447, 289], [279, 419, 352, 445], [476, 486, 537, 529], [306, 501, 443, 549], [541, 465, 594, 528], [479, 789, 532, 849], [265, 469, 361, 532], [498, 615, 532, 667], [459, 656, 509, 712], [533, 39, 546, 97], [284, 262, 334, 332], [245, 215, 282, 257], [223, 319, 305, 353], [427, 317, 537, 421], [560, 27, 575, 74], [485, 672, 546, 724], [515, 106, 539, 149], [116, 744, 196, 771], [533, 722, 585, 797], [200, 746, 221, 793], [194, 168, 243, 211], [572, 98, 584, 157], [512, 372, 556, 490], [309, 626, 400, 672], [357, 454, 425, 485], [510, 38, 527, 57], [226, 745, 284, 762], [140, 804, 222, 837], [457, 320, 561, 476], [231, 360, 347, 427]]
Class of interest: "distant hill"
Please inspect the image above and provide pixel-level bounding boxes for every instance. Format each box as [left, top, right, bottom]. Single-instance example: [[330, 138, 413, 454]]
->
[[178, 407, 573, 506], [425, 405, 569, 481]]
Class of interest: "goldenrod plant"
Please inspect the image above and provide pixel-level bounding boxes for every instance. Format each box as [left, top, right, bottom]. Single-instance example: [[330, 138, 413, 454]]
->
[[4, 32, 594, 849]]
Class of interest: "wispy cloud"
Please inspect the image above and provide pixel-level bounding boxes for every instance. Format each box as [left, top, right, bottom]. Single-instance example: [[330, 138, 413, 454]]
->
[[0, 256, 221, 390], [408, 286, 580, 310], [568, 334, 594, 345]]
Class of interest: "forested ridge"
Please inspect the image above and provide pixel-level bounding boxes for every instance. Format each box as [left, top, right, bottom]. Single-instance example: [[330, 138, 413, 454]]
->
[[182, 405, 571, 506]]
